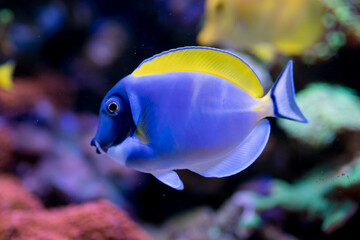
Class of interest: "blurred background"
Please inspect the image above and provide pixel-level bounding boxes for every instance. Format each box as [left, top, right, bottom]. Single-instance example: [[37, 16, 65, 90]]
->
[[0, 0, 360, 239]]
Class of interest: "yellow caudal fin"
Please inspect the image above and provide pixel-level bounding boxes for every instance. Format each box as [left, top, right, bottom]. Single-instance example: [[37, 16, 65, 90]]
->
[[132, 47, 263, 97], [0, 60, 15, 90]]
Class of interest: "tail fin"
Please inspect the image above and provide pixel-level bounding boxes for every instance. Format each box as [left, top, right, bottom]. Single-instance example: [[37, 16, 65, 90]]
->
[[269, 60, 308, 123]]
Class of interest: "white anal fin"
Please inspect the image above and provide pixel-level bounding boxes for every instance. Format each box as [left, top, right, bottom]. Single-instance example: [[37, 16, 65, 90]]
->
[[153, 171, 184, 190], [190, 119, 271, 178]]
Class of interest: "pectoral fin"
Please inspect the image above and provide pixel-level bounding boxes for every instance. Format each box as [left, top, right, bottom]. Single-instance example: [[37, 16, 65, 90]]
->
[[107, 136, 155, 167], [153, 171, 184, 190], [190, 119, 270, 178], [108, 136, 184, 190]]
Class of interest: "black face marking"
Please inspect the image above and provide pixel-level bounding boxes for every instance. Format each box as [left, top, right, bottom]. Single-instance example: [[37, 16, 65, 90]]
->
[[92, 80, 136, 152]]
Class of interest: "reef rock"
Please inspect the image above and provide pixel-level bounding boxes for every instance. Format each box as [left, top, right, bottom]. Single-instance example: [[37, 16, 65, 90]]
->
[[0, 174, 43, 211], [0, 126, 15, 172], [0, 175, 152, 240], [0, 199, 152, 240], [0, 74, 74, 118]]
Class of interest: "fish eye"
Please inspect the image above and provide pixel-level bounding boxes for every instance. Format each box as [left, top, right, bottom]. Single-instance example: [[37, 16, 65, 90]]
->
[[105, 98, 122, 115], [108, 102, 118, 112]]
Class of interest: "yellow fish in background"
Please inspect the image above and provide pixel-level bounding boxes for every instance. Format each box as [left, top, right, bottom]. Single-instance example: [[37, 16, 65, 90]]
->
[[0, 60, 15, 90], [198, 0, 325, 62]]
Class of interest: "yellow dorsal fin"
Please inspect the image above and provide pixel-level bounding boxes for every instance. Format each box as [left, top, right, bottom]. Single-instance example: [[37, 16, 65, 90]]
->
[[132, 47, 263, 97]]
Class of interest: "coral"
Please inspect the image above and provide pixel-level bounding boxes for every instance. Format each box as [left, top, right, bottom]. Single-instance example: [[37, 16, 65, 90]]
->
[[0, 125, 15, 172], [235, 155, 360, 234], [23, 144, 128, 205], [0, 174, 43, 211], [326, 156, 360, 201], [0, 78, 44, 116], [18, 113, 133, 206], [277, 83, 360, 148], [0, 175, 152, 240], [154, 207, 216, 240], [0, 85, 132, 207], [154, 198, 299, 240], [0, 74, 73, 117], [0, 200, 152, 240], [156, 156, 360, 238], [301, 0, 360, 63], [322, 0, 360, 39]]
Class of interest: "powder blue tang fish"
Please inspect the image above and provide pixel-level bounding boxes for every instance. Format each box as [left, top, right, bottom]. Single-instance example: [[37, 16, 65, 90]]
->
[[91, 46, 307, 190]]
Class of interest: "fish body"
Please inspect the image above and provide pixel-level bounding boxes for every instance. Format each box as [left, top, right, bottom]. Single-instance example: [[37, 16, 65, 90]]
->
[[116, 72, 260, 167], [92, 47, 307, 190], [197, 0, 324, 61]]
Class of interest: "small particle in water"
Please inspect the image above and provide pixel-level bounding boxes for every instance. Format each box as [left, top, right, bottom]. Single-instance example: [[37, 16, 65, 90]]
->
[[162, 193, 166, 197]]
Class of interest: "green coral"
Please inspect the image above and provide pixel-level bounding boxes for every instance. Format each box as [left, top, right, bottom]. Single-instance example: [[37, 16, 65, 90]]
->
[[302, 0, 360, 63], [239, 156, 360, 233], [277, 83, 360, 148], [0, 9, 14, 24], [323, 0, 360, 38]]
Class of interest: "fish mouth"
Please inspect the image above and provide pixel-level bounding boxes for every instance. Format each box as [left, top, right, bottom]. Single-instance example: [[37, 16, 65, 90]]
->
[[90, 138, 107, 154]]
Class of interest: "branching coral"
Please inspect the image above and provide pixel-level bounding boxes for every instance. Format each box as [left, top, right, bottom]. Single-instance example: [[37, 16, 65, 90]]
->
[[302, 0, 360, 63], [236, 155, 360, 233]]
